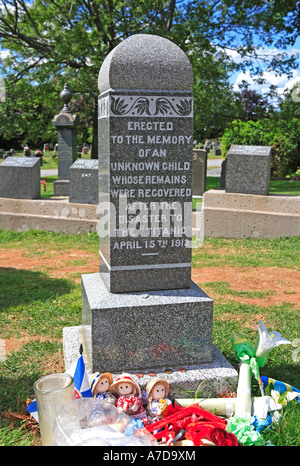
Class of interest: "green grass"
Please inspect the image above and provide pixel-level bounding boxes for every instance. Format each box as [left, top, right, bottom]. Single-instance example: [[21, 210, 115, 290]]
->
[[40, 175, 56, 198], [192, 236, 300, 270], [0, 231, 299, 446], [0, 229, 99, 252], [202, 280, 274, 298], [269, 179, 300, 196]]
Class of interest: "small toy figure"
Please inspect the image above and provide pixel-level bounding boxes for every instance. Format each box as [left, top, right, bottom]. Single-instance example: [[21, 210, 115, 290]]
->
[[90, 372, 115, 404], [146, 378, 172, 421], [110, 373, 147, 420]]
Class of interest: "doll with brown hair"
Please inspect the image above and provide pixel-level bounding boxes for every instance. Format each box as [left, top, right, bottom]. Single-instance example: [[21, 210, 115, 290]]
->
[[110, 373, 147, 420], [146, 378, 172, 421], [90, 372, 115, 403]]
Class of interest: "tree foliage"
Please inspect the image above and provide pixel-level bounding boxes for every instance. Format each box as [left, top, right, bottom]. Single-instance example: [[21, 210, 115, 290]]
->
[[222, 117, 300, 177], [0, 0, 299, 149]]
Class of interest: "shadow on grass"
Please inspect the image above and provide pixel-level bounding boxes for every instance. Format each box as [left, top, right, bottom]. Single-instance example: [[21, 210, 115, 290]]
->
[[0, 267, 74, 312]]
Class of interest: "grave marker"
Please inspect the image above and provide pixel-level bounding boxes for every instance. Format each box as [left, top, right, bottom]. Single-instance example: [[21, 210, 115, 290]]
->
[[52, 84, 79, 196], [98, 34, 194, 293], [82, 34, 214, 372], [69, 158, 98, 205], [225, 144, 272, 195], [0, 156, 40, 199], [192, 148, 207, 196], [63, 34, 238, 395]]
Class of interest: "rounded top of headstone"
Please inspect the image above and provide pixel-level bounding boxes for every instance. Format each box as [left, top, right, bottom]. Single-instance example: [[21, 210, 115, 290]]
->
[[98, 34, 193, 93]]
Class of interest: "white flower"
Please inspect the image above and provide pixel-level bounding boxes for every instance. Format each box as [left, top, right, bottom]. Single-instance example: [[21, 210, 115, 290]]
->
[[270, 389, 299, 408], [254, 320, 291, 359]]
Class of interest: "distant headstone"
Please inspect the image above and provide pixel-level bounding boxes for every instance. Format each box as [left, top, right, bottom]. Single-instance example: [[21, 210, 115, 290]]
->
[[23, 147, 31, 157], [52, 84, 79, 196], [225, 145, 272, 195], [192, 149, 207, 196], [0, 149, 4, 159], [69, 158, 98, 205], [0, 156, 40, 199], [220, 158, 227, 188]]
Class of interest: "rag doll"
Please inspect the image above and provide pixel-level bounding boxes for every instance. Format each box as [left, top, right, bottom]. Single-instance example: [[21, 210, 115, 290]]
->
[[146, 378, 172, 421], [110, 373, 147, 420]]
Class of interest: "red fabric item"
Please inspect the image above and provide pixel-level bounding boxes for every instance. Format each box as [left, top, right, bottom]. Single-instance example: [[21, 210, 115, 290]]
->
[[145, 403, 239, 446]]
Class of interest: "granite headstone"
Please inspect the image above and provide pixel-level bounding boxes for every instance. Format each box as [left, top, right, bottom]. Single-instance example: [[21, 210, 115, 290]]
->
[[69, 158, 98, 205], [52, 84, 79, 196], [0, 156, 40, 199], [220, 158, 227, 189], [62, 34, 238, 393], [81, 34, 215, 373], [225, 144, 272, 195], [98, 34, 194, 293], [192, 149, 207, 196]]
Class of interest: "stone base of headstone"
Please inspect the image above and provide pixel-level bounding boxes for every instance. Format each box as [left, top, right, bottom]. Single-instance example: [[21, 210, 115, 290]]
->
[[81, 273, 214, 372], [62, 271, 238, 397], [63, 325, 238, 399], [53, 179, 70, 196]]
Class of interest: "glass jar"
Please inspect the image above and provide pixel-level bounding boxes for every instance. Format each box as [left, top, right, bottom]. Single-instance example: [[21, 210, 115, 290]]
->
[[34, 373, 75, 446]]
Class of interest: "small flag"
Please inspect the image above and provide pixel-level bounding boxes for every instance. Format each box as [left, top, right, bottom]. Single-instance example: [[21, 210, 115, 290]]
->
[[66, 347, 93, 399], [26, 399, 39, 422], [26, 346, 92, 422], [261, 376, 300, 402]]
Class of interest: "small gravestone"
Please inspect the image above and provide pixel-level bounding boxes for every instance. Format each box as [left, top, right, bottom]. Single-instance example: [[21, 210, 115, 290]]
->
[[23, 147, 31, 157], [192, 149, 207, 196], [220, 158, 227, 188], [0, 156, 40, 199], [0, 149, 4, 159], [52, 84, 79, 196], [69, 159, 98, 204], [225, 144, 272, 195]]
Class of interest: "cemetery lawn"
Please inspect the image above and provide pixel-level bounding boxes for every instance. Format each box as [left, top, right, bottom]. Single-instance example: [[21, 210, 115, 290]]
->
[[0, 231, 299, 446], [205, 176, 300, 196]]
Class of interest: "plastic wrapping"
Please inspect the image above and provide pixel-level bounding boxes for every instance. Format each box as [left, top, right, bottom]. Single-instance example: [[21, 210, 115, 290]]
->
[[52, 398, 157, 446]]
